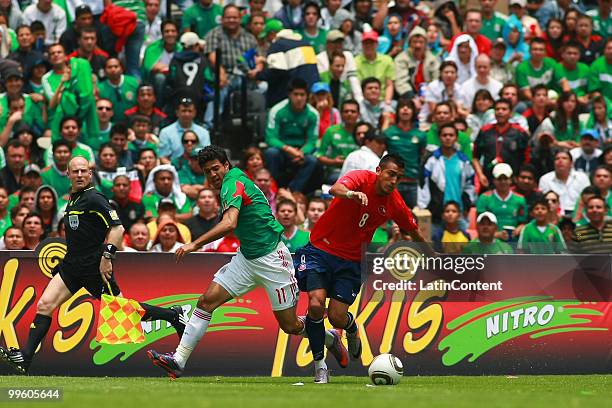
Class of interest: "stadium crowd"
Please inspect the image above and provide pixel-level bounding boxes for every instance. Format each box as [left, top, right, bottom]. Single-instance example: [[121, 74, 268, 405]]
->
[[0, 0, 610, 254]]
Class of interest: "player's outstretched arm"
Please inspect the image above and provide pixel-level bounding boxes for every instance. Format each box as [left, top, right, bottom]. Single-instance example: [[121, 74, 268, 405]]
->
[[175, 207, 239, 262], [330, 182, 368, 206]]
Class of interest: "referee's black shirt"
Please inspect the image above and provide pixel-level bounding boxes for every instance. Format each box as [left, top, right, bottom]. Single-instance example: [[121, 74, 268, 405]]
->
[[64, 186, 123, 258]]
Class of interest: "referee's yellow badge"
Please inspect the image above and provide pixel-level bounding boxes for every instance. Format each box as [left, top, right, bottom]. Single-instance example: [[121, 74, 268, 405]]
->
[[96, 294, 145, 344]]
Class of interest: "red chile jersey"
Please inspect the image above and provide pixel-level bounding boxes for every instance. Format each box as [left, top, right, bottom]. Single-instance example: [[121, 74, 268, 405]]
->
[[310, 170, 419, 261]]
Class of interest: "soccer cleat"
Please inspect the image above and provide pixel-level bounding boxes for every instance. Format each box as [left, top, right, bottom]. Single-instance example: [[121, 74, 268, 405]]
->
[[0, 346, 29, 374], [326, 329, 349, 368], [346, 328, 362, 361], [170, 305, 187, 339], [147, 349, 184, 379], [314, 367, 329, 384]]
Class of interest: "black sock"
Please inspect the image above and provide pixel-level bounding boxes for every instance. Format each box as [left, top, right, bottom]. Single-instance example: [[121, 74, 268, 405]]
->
[[22, 314, 52, 361], [305, 316, 325, 361], [141, 303, 177, 322], [345, 312, 357, 334]]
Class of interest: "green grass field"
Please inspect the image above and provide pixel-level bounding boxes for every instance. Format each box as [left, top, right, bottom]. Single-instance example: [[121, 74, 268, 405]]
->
[[0, 375, 611, 408]]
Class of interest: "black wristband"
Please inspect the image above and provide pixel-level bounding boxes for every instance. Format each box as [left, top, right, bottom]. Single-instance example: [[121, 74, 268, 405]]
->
[[105, 244, 118, 255]]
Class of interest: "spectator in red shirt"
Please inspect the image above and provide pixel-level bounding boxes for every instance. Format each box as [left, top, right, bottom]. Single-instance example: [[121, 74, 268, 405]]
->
[[447, 9, 492, 56]]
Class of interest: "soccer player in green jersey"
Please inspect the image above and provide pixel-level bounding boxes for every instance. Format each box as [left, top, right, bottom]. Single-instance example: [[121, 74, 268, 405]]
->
[[517, 198, 567, 254], [147, 145, 347, 379]]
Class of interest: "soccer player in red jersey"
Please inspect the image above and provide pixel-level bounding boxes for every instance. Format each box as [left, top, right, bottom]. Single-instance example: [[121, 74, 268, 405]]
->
[[294, 154, 430, 383]]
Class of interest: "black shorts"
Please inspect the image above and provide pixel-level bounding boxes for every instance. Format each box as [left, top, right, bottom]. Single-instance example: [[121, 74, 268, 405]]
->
[[53, 250, 121, 299], [294, 243, 362, 305]]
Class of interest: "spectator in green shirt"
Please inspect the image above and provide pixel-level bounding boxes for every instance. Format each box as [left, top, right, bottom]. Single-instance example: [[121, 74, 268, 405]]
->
[[480, 0, 507, 41], [462, 211, 514, 255], [384, 98, 426, 208], [555, 41, 590, 106], [316, 99, 360, 184], [41, 140, 71, 200], [182, 0, 223, 39], [299, 2, 328, 55], [517, 197, 567, 254], [265, 78, 320, 193], [277, 199, 310, 253], [178, 148, 206, 202], [97, 57, 140, 123], [515, 37, 556, 102]]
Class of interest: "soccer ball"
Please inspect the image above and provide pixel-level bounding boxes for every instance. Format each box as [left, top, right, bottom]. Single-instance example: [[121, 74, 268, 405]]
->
[[368, 353, 403, 385]]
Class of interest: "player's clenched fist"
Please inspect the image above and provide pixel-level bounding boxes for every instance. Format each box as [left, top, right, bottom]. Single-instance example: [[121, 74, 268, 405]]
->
[[175, 242, 197, 263]]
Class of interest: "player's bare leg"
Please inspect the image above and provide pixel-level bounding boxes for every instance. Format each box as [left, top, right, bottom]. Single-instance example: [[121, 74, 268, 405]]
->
[[328, 299, 361, 360], [0, 274, 72, 373], [147, 282, 232, 378]]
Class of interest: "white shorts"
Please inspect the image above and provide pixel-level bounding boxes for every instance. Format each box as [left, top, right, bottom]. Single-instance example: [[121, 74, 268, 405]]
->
[[213, 241, 299, 311]]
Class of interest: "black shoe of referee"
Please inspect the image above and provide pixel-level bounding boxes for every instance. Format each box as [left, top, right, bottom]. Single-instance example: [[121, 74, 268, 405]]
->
[[0, 346, 30, 374], [169, 305, 187, 339]]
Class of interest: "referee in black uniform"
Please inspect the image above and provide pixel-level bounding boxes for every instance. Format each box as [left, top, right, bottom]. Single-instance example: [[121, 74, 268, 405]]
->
[[0, 157, 186, 373]]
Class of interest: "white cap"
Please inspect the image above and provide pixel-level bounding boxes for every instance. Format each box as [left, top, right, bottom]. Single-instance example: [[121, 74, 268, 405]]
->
[[510, 0, 526, 7], [477, 212, 498, 224], [492, 163, 513, 179], [180, 32, 205, 48]]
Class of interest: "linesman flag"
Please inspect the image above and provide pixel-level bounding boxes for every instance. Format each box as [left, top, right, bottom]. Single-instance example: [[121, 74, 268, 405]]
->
[[96, 284, 145, 344]]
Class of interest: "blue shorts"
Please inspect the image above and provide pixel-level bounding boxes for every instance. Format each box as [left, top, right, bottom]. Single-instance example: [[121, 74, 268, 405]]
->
[[294, 243, 362, 305]]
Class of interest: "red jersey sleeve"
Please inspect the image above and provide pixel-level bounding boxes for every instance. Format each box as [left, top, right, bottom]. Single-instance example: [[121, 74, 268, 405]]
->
[[389, 190, 419, 232], [337, 170, 373, 191]]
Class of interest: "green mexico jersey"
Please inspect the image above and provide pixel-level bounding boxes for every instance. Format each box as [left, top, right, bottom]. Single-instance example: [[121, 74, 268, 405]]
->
[[178, 166, 205, 186], [281, 228, 310, 252], [41, 165, 71, 199], [517, 220, 566, 254], [220, 168, 283, 259], [384, 125, 426, 179], [426, 124, 472, 160], [98, 75, 139, 122], [142, 191, 192, 218], [515, 58, 557, 90], [299, 28, 328, 54], [462, 239, 514, 255], [182, 3, 223, 38], [0, 213, 11, 237], [588, 56, 612, 100], [44, 143, 94, 167], [554, 62, 590, 96], [316, 124, 359, 161], [587, 9, 611, 38], [476, 191, 527, 230], [481, 12, 507, 42]]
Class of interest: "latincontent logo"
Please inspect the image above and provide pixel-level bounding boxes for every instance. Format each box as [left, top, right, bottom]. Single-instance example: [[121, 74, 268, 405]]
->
[[369, 243, 502, 293]]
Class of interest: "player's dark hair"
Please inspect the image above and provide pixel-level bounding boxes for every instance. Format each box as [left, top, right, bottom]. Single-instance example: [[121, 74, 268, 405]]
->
[[308, 197, 328, 210], [581, 186, 601, 197], [110, 123, 129, 138], [586, 195, 607, 209], [443, 200, 461, 212], [518, 163, 537, 179], [160, 19, 178, 32], [277, 199, 297, 213], [52, 139, 72, 153], [198, 145, 233, 169], [361, 77, 381, 91], [10, 203, 29, 220], [554, 149, 573, 162], [139, 147, 157, 160], [379, 153, 405, 170], [288, 78, 308, 93], [396, 98, 415, 119], [60, 115, 81, 130], [529, 197, 550, 213], [495, 98, 512, 109], [341, 99, 359, 112], [77, 25, 96, 39], [438, 122, 457, 137], [304, 2, 321, 17]]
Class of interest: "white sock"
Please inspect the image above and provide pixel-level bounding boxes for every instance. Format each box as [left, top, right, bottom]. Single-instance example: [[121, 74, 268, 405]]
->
[[298, 316, 335, 348], [174, 308, 211, 368], [315, 359, 328, 370]]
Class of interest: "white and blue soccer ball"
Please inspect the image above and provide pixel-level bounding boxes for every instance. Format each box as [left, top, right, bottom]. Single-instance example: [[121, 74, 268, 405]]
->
[[368, 353, 404, 385]]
